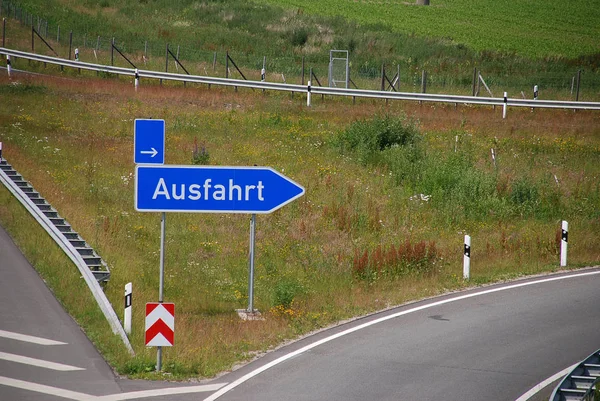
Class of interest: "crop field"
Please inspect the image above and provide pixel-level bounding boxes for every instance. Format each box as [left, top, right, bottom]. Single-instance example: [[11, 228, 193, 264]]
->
[[255, 0, 600, 58], [0, 0, 599, 380]]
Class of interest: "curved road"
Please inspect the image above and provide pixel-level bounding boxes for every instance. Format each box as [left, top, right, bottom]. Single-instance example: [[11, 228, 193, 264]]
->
[[208, 269, 600, 401], [1, 221, 598, 400]]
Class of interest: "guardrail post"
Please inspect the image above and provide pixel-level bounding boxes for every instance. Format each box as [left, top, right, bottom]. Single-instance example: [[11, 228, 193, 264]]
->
[[307, 68, 312, 107], [124, 282, 132, 335], [560, 221, 568, 267], [502, 92, 508, 119], [463, 235, 471, 280]]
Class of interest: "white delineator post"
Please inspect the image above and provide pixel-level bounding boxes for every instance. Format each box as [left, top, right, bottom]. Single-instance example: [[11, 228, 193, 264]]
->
[[6, 54, 11, 77], [502, 92, 508, 119], [463, 235, 471, 280], [560, 221, 568, 267], [124, 282, 132, 335], [307, 79, 312, 107], [134, 69, 140, 91]]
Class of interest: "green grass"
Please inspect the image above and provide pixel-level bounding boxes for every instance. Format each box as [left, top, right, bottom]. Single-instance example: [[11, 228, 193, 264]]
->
[[4, 0, 599, 97], [0, 73, 598, 378]]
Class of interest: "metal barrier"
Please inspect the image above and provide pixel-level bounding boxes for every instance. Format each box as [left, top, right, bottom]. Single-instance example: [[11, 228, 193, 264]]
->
[[0, 159, 134, 355], [550, 349, 600, 401], [2, 47, 600, 111]]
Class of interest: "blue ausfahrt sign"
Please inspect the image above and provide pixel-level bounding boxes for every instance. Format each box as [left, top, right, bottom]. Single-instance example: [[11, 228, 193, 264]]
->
[[134, 119, 165, 165], [135, 165, 305, 214]]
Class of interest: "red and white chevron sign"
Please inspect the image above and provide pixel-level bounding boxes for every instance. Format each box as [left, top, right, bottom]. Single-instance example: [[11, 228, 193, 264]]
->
[[145, 302, 175, 347]]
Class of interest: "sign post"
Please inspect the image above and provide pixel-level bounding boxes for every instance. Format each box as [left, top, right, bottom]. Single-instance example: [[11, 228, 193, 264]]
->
[[248, 214, 256, 313]]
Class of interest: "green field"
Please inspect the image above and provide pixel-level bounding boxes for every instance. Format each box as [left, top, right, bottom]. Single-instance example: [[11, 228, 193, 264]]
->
[[255, 0, 600, 58], [0, 0, 599, 380]]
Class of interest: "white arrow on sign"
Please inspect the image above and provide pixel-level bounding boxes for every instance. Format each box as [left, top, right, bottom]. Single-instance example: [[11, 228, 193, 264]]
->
[[140, 148, 158, 158]]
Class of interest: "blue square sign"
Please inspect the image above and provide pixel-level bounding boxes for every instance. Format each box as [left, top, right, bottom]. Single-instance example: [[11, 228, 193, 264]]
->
[[134, 119, 165, 165]]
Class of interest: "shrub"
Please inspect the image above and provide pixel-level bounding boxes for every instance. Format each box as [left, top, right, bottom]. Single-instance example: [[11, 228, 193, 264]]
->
[[336, 114, 422, 164]]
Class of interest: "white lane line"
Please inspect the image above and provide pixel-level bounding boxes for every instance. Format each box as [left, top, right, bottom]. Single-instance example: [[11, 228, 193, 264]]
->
[[0, 329, 67, 345], [95, 383, 228, 400], [0, 376, 96, 400], [202, 269, 600, 401], [0, 351, 85, 371], [514, 363, 577, 401]]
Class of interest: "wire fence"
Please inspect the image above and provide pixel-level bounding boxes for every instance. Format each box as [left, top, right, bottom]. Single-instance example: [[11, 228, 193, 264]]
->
[[1, 0, 598, 99]]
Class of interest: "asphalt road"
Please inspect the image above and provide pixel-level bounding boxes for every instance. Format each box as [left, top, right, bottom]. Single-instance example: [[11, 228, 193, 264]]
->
[[210, 269, 600, 401], [1, 221, 598, 401], [0, 225, 122, 400]]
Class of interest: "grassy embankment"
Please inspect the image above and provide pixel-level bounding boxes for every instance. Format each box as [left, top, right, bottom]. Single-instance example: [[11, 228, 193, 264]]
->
[[0, 71, 598, 378], [3, 0, 599, 98]]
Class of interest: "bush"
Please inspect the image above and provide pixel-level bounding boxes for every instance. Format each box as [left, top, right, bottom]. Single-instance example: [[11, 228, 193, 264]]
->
[[336, 114, 422, 164]]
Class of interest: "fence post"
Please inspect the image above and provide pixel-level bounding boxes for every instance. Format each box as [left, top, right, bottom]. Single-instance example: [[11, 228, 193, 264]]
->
[[57, 25, 60, 42], [380, 63, 385, 91], [111, 37, 114, 66], [225, 51, 229, 78], [560, 221, 568, 267], [421, 70, 427, 94], [575, 70, 581, 101], [301, 56, 305, 85], [472, 68, 477, 96], [124, 283, 132, 335], [68, 31, 72, 60], [463, 235, 471, 280], [2, 18, 5, 48]]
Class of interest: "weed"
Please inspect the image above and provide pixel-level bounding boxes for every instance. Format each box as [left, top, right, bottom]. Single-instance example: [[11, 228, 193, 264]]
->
[[192, 137, 210, 165]]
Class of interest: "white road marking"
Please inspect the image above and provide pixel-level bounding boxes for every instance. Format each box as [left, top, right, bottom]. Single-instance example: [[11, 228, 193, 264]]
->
[[513, 363, 577, 401], [0, 376, 93, 400], [0, 329, 67, 345], [0, 375, 227, 401], [95, 383, 228, 400], [202, 269, 600, 401], [0, 351, 85, 371]]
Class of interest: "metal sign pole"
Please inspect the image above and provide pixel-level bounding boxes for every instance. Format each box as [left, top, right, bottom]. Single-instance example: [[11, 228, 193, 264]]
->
[[157, 211, 166, 371], [247, 214, 256, 313]]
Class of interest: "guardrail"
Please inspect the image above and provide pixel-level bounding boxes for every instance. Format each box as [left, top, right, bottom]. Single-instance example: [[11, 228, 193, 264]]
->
[[550, 349, 600, 401], [0, 159, 134, 355], [2, 47, 600, 111]]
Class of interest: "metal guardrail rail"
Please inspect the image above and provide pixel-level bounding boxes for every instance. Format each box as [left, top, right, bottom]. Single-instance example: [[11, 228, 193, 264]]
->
[[550, 349, 600, 401], [0, 159, 134, 355], [2, 47, 600, 111]]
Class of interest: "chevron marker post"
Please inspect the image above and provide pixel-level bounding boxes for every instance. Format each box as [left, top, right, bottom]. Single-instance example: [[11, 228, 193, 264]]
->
[[145, 303, 175, 347]]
